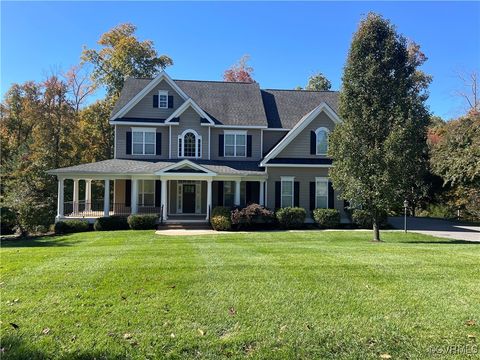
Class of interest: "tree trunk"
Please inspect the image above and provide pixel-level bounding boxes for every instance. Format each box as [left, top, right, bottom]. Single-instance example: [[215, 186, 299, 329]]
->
[[372, 213, 381, 242]]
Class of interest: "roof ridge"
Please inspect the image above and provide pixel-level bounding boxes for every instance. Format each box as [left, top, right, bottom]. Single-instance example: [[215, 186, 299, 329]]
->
[[262, 88, 338, 93], [174, 79, 257, 85]]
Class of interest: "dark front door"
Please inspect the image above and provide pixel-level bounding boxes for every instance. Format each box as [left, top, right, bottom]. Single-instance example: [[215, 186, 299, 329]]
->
[[182, 184, 196, 213]]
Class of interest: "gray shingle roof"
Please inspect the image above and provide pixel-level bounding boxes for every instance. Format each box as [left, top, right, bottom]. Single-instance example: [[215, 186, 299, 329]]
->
[[112, 77, 339, 129], [261, 89, 339, 129], [47, 159, 265, 176]]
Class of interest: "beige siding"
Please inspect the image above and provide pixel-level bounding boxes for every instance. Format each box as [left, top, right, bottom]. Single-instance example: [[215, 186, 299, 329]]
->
[[123, 81, 185, 119], [266, 167, 345, 219], [116, 125, 169, 160], [276, 111, 336, 159], [262, 130, 287, 156], [210, 128, 262, 161], [171, 107, 209, 159]]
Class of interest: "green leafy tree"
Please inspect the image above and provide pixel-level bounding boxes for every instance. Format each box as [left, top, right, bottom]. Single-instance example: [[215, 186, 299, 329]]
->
[[82, 23, 173, 97], [329, 13, 431, 241], [306, 72, 332, 91]]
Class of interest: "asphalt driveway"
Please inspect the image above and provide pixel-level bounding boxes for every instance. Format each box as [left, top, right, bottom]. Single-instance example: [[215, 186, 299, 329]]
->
[[389, 216, 480, 242]]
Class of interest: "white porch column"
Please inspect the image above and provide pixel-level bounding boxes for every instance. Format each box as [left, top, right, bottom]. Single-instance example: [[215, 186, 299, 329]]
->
[[265, 181, 268, 208], [103, 179, 110, 217], [85, 180, 92, 211], [131, 178, 138, 214], [235, 180, 241, 206], [206, 179, 212, 220], [56, 177, 64, 220], [73, 179, 79, 215], [161, 179, 168, 221], [259, 180, 265, 206]]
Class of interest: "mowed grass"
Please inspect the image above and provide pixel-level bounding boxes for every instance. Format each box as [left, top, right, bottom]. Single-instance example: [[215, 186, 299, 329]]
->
[[1, 230, 479, 359]]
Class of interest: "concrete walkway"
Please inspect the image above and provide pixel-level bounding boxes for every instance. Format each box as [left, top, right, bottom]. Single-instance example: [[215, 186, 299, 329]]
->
[[389, 216, 480, 242]]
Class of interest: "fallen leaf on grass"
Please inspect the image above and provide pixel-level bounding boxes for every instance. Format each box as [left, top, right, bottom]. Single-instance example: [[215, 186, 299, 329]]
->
[[9, 323, 19, 330], [228, 307, 236, 316], [123, 333, 133, 340], [467, 334, 476, 339], [170, 333, 175, 338], [197, 329, 205, 336], [380, 354, 392, 359], [280, 325, 287, 332], [42, 328, 50, 335], [466, 319, 476, 326], [169, 285, 176, 289]]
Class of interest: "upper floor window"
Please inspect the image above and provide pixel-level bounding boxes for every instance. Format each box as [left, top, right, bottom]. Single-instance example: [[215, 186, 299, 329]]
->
[[281, 176, 294, 208], [315, 127, 329, 155], [132, 128, 155, 155], [178, 129, 202, 158], [158, 90, 168, 109], [224, 131, 246, 157]]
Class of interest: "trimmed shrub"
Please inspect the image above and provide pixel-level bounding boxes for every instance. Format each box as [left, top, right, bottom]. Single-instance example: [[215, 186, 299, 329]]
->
[[231, 203, 275, 229], [54, 219, 89, 234], [212, 206, 231, 218], [275, 207, 306, 229], [127, 214, 158, 230], [1, 207, 17, 235], [313, 208, 341, 228], [211, 215, 232, 231], [351, 209, 388, 229], [94, 216, 129, 231]]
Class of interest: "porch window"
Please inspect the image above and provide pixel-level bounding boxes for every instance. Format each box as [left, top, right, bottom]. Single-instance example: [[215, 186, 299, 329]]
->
[[315, 127, 329, 155], [281, 176, 294, 208], [224, 131, 246, 157], [132, 128, 155, 155], [158, 90, 168, 109], [223, 181, 235, 206], [178, 129, 201, 158], [138, 180, 155, 206], [315, 177, 328, 208]]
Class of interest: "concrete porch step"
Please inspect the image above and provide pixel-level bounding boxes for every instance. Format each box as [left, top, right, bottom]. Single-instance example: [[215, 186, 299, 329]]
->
[[158, 222, 212, 230]]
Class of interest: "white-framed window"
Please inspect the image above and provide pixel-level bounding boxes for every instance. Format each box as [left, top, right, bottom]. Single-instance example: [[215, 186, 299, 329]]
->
[[224, 130, 246, 157], [132, 128, 156, 155], [223, 181, 235, 206], [315, 127, 329, 155], [281, 176, 294, 208], [315, 177, 329, 208], [158, 90, 168, 109], [138, 180, 155, 206], [178, 129, 202, 158]]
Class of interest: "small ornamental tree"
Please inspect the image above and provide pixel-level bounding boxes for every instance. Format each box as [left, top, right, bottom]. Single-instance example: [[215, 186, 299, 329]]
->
[[329, 13, 430, 241]]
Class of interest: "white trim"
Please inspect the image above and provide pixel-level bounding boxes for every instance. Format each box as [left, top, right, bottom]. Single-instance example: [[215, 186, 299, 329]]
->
[[111, 71, 189, 120], [260, 102, 341, 166], [177, 129, 202, 159], [131, 127, 156, 156], [214, 125, 267, 129], [263, 128, 290, 132], [154, 159, 217, 176], [114, 125, 117, 158], [158, 90, 168, 109], [315, 127, 330, 156], [280, 176, 295, 208], [223, 130, 247, 158], [315, 177, 329, 209], [165, 98, 215, 125], [176, 180, 202, 214], [263, 163, 332, 168], [169, 125, 172, 158]]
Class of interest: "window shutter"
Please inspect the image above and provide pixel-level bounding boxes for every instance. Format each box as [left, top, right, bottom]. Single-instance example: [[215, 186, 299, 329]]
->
[[275, 181, 281, 208], [310, 182, 315, 210], [178, 138, 182, 157], [217, 181, 224, 206], [294, 182, 300, 207], [156, 132, 162, 155], [218, 135, 224, 157], [168, 95, 174, 108], [153, 95, 159, 108], [310, 131, 316, 155], [155, 180, 161, 207], [126, 131, 132, 155], [247, 135, 252, 157], [328, 181, 335, 209], [125, 180, 131, 207], [246, 182, 252, 204]]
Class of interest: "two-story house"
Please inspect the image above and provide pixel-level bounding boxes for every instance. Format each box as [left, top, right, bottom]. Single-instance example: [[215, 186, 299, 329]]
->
[[48, 71, 344, 223]]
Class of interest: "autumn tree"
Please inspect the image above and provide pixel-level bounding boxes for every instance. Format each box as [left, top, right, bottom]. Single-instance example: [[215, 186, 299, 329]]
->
[[223, 55, 255, 83], [82, 23, 173, 97], [329, 13, 431, 241]]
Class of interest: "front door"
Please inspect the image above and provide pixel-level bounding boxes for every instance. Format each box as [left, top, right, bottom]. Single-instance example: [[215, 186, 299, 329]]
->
[[182, 184, 196, 213]]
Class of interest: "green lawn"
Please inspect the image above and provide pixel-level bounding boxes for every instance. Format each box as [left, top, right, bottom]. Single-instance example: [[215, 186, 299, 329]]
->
[[1, 231, 479, 359]]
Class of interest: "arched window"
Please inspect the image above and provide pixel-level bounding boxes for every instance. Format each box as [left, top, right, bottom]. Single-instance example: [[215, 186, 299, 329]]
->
[[178, 129, 202, 158], [315, 127, 329, 155]]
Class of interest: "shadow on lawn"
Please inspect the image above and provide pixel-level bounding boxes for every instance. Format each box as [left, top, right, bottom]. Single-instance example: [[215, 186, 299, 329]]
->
[[1, 334, 126, 360], [0, 233, 82, 248]]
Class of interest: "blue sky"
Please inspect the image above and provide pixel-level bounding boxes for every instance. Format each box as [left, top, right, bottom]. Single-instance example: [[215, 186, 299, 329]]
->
[[2, 1, 479, 119]]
